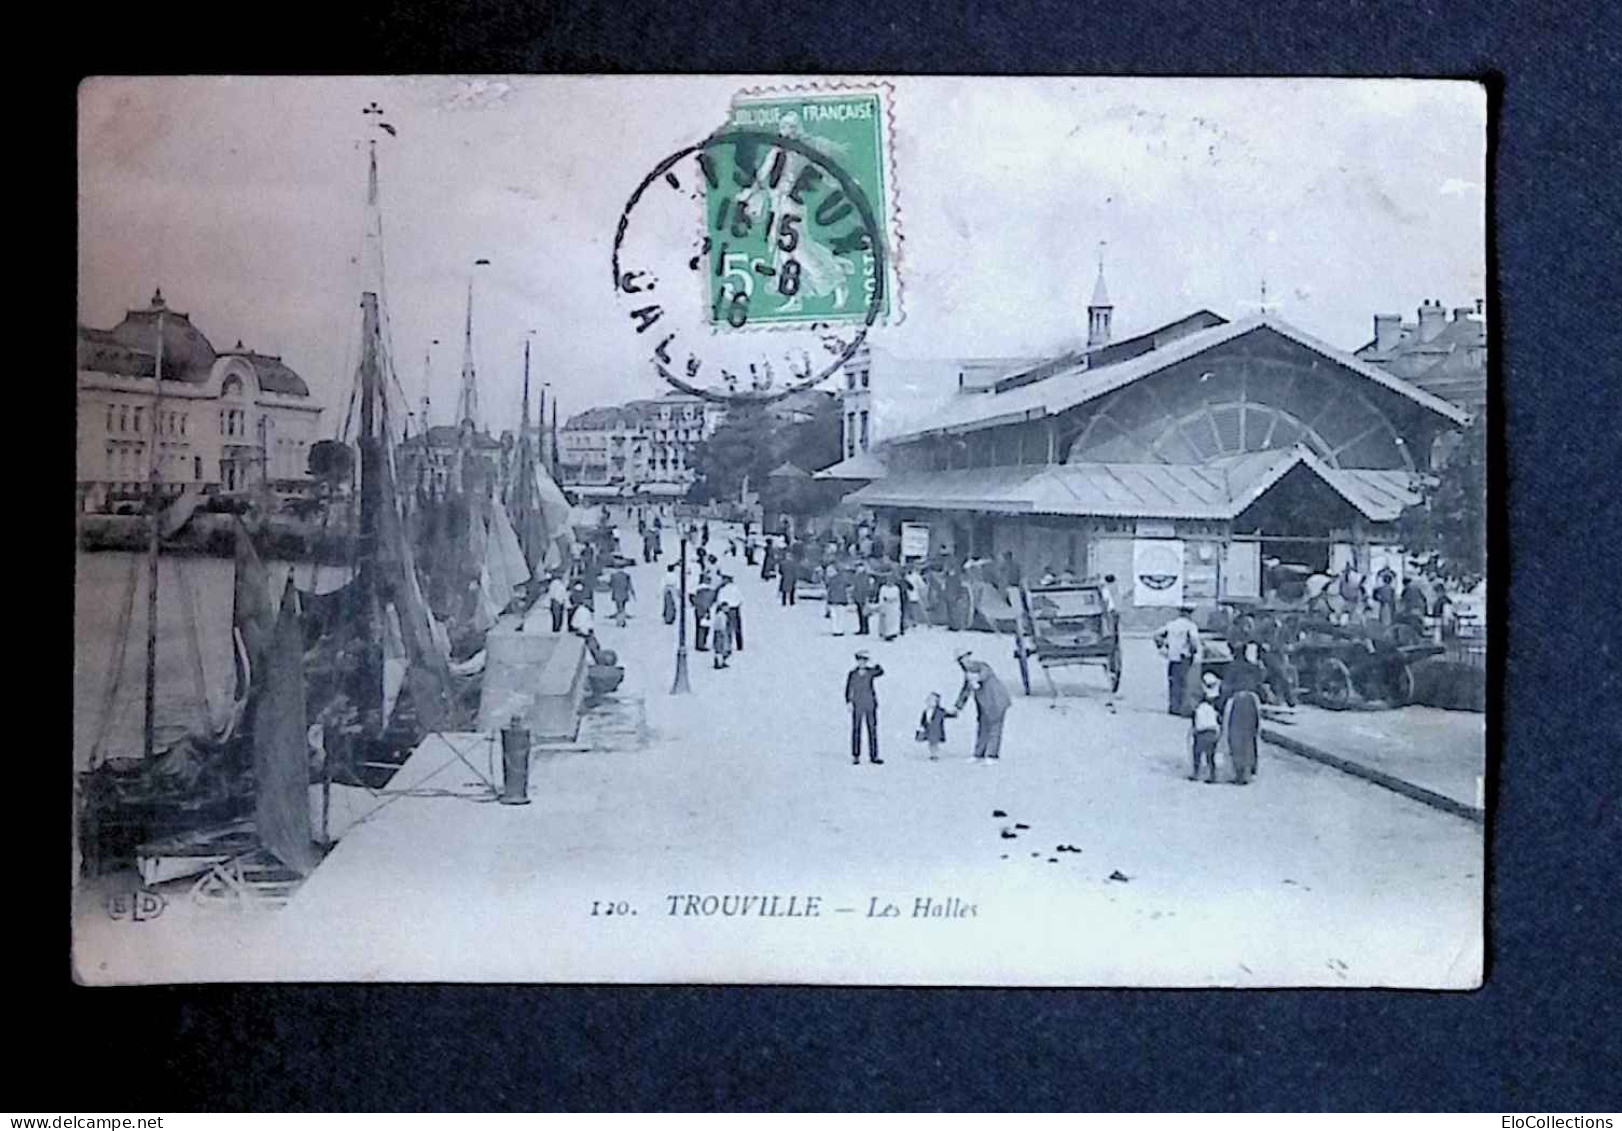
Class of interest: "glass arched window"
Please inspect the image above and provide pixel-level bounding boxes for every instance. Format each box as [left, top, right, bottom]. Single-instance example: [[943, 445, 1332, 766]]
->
[[1064, 353, 1413, 471]]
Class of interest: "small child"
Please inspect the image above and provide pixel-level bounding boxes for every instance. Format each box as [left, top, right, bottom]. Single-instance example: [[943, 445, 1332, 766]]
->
[[918, 691, 958, 761], [1189, 671, 1222, 783]]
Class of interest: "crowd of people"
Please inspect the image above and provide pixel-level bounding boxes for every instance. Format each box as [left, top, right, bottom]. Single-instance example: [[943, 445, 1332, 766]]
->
[[560, 506, 1466, 789]]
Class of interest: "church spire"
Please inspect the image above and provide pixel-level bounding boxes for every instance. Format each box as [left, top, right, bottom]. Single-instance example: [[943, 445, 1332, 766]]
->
[[1087, 241, 1113, 350]]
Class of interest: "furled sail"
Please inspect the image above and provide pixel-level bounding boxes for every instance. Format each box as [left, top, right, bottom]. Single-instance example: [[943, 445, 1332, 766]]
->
[[253, 578, 318, 876], [159, 483, 206, 539], [487, 500, 530, 606], [232, 519, 276, 674], [528, 462, 574, 571]]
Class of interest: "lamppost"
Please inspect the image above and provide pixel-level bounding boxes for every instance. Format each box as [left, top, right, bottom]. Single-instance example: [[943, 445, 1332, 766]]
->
[[671, 530, 691, 694]]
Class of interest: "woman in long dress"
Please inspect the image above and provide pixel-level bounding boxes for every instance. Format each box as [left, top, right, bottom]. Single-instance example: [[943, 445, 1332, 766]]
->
[[711, 604, 733, 669], [1220, 640, 1267, 783], [876, 574, 903, 641]]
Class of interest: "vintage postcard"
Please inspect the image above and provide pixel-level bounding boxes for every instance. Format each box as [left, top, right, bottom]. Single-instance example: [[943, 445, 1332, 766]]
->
[[74, 75, 1487, 986]]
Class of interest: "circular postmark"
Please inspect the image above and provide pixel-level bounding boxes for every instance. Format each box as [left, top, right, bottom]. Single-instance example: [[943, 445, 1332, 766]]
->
[[611, 128, 888, 406]]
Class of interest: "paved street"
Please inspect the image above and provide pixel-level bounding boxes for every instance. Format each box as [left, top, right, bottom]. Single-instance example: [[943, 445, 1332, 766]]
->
[[75, 522, 1484, 987]]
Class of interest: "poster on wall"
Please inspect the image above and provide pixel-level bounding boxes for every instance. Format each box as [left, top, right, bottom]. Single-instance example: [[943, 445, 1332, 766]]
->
[[1132, 538, 1185, 607], [900, 522, 930, 559], [1184, 541, 1220, 601], [1368, 545, 1406, 588], [1222, 541, 1262, 599]]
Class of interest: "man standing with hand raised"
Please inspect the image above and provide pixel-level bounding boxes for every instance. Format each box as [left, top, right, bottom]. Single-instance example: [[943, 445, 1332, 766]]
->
[[844, 650, 885, 766]]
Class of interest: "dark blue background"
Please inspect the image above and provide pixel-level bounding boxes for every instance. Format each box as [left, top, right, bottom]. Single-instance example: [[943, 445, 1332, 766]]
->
[[51, 0, 1622, 1111]]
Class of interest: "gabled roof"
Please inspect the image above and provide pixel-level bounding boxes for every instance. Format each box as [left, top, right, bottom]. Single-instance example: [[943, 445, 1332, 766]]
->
[[843, 445, 1419, 523], [768, 461, 811, 480], [885, 313, 1471, 443]]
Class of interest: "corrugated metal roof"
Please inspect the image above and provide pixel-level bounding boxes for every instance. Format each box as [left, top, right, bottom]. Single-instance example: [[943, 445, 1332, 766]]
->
[[844, 446, 1421, 523], [814, 450, 891, 480], [884, 313, 1471, 443]]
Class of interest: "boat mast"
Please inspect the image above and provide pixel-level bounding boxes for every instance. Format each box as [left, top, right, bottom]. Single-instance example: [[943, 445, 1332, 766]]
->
[[351, 132, 387, 727], [520, 334, 536, 509], [143, 295, 166, 760], [549, 397, 560, 483], [355, 288, 384, 726]]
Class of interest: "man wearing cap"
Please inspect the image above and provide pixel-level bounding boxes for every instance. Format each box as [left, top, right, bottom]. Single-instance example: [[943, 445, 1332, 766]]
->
[[716, 572, 743, 652], [1154, 604, 1202, 717], [954, 649, 1012, 761], [844, 651, 885, 765]]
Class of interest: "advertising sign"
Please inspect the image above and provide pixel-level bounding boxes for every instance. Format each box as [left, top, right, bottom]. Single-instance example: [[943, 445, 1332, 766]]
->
[[1222, 541, 1262, 599], [1132, 538, 1185, 607], [900, 522, 930, 559]]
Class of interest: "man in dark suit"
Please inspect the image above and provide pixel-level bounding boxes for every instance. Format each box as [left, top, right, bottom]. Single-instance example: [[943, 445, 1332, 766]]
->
[[778, 554, 798, 606], [851, 567, 876, 635], [844, 650, 885, 765], [954, 649, 1012, 760]]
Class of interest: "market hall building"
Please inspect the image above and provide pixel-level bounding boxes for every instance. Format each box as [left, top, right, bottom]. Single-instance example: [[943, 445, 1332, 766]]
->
[[826, 293, 1472, 628]]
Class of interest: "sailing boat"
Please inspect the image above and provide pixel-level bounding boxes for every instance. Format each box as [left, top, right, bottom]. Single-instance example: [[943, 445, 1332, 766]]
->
[[508, 337, 574, 579], [295, 135, 471, 796], [76, 308, 258, 879]]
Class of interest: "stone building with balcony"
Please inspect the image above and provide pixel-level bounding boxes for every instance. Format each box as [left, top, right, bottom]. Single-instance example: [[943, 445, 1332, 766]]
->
[[557, 392, 726, 500]]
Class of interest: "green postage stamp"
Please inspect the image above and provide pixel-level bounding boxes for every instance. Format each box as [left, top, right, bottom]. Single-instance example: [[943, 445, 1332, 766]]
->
[[705, 85, 899, 329]]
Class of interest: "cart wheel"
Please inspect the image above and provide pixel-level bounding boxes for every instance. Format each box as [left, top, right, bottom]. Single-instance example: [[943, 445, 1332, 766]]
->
[[1387, 662, 1416, 706], [1108, 645, 1123, 693], [1314, 658, 1354, 710]]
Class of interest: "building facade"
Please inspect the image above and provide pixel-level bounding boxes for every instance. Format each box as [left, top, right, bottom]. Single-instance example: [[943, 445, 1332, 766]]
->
[[832, 297, 1470, 626], [396, 422, 508, 500], [1354, 298, 1487, 414], [76, 290, 323, 512], [557, 392, 727, 498]]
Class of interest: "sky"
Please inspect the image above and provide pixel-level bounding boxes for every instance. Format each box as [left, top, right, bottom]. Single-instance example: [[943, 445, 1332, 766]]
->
[[78, 76, 1486, 435]]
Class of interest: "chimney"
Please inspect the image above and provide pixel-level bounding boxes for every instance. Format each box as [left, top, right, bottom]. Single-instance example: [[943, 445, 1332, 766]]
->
[[1373, 313, 1403, 353], [1417, 299, 1446, 343], [1451, 306, 1474, 323]]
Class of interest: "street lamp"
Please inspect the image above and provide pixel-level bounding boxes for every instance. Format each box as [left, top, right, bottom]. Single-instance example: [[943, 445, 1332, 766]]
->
[[671, 531, 691, 694]]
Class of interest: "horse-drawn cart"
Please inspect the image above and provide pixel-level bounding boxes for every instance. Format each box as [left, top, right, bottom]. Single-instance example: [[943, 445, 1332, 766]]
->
[[1285, 620, 1443, 709], [1013, 581, 1122, 697]]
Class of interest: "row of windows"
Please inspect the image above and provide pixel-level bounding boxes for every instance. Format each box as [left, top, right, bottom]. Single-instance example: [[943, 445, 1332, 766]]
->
[[105, 404, 193, 437], [103, 445, 206, 482]]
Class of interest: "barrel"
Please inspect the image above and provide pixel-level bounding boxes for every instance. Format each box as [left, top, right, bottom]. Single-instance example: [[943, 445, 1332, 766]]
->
[[499, 722, 532, 806]]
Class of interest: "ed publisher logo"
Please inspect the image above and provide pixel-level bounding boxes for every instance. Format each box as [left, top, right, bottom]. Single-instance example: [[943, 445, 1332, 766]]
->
[[105, 888, 167, 923]]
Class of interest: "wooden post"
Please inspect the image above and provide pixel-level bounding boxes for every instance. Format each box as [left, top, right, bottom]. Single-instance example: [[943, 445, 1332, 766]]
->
[[671, 533, 691, 693], [1011, 582, 1033, 696], [143, 306, 166, 760]]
